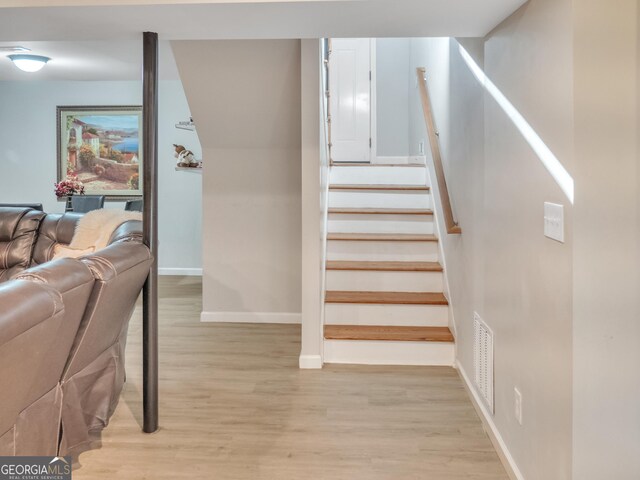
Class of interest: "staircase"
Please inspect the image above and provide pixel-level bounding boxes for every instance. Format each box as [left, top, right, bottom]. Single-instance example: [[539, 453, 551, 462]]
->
[[323, 163, 455, 366]]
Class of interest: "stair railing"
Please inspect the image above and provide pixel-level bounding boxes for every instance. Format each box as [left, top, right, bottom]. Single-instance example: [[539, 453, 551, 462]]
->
[[416, 67, 461, 235]]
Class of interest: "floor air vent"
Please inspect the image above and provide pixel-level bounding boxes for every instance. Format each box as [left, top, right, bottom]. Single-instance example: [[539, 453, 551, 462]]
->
[[473, 312, 494, 413]]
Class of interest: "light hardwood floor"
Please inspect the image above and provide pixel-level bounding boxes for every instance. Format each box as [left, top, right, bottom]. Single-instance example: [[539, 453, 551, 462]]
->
[[74, 276, 507, 480]]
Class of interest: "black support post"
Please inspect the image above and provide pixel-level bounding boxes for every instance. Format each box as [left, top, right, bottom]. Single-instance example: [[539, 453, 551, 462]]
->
[[142, 31, 159, 434]]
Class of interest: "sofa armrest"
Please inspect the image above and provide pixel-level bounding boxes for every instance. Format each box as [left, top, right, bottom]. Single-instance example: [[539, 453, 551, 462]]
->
[[81, 242, 152, 281], [62, 242, 152, 380], [0, 281, 63, 346], [108, 220, 143, 245]]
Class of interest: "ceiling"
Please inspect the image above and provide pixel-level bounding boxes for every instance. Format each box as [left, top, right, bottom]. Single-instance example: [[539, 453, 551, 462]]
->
[[0, 0, 527, 81], [0, 0, 528, 41], [0, 41, 179, 81]]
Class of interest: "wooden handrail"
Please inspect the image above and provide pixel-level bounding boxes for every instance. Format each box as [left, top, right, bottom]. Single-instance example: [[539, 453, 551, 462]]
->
[[416, 67, 461, 235]]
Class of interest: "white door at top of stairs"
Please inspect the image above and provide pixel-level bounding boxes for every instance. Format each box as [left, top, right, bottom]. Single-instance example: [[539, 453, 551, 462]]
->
[[329, 38, 372, 163]]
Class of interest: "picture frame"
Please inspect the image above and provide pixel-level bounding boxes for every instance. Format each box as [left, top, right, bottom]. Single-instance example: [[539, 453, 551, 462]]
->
[[57, 105, 143, 200]]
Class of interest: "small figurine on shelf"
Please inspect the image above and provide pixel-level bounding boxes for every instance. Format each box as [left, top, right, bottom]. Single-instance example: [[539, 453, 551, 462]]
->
[[173, 144, 198, 168]]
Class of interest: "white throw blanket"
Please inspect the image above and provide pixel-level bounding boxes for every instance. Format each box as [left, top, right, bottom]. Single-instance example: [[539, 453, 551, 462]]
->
[[53, 209, 142, 259]]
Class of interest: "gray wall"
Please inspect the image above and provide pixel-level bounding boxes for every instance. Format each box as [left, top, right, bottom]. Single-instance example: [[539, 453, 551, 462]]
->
[[414, 0, 574, 478], [376, 37, 452, 158], [481, 1, 575, 476], [408, 38, 451, 159], [375, 38, 411, 157], [172, 40, 302, 320], [0, 79, 202, 273], [419, 0, 640, 478], [572, 1, 640, 478]]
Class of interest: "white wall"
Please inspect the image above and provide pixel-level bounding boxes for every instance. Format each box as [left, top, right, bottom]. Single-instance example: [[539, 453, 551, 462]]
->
[[0, 78, 202, 273], [300, 39, 328, 368], [375, 38, 411, 157], [172, 40, 302, 323]]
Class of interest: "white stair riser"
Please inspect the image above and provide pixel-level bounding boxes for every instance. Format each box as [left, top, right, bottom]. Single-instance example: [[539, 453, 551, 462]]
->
[[329, 191, 431, 210], [326, 269, 443, 292], [327, 240, 439, 262], [328, 214, 434, 234], [330, 166, 427, 186], [324, 303, 449, 327], [324, 339, 455, 366]]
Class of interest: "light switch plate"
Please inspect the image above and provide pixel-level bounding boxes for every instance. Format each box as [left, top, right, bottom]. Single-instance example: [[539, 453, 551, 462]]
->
[[514, 387, 523, 425], [544, 202, 564, 243]]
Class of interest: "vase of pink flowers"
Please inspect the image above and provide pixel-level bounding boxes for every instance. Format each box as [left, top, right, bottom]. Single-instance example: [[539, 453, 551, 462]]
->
[[54, 175, 86, 212]]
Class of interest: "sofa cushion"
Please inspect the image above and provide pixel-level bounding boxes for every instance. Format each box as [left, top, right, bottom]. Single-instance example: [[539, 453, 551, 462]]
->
[[31, 213, 82, 265], [0, 207, 46, 282]]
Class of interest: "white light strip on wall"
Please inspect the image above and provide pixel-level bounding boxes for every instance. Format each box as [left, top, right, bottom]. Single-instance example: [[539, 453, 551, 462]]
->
[[458, 44, 574, 204]]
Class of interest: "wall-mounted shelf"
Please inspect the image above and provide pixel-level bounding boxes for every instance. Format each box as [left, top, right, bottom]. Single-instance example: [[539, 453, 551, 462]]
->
[[175, 166, 202, 174], [174, 118, 200, 172], [175, 119, 196, 131]]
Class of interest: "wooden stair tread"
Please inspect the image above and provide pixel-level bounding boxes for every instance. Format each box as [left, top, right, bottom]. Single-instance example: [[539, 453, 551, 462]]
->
[[324, 325, 454, 342], [327, 233, 438, 242], [326, 260, 442, 272], [329, 184, 430, 191], [325, 291, 448, 305], [329, 207, 433, 215]]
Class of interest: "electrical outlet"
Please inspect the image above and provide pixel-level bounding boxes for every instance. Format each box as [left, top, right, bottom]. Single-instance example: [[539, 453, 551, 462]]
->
[[418, 140, 425, 155], [514, 387, 523, 425]]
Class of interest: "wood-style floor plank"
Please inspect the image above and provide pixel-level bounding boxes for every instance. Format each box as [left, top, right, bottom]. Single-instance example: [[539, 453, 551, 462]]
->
[[325, 290, 449, 305], [324, 325, 454, 343], [72, 276, 507, 480]]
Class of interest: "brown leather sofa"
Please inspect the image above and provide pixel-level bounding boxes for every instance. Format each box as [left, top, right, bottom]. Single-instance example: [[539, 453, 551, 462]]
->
[[0, 207, 152, 458]]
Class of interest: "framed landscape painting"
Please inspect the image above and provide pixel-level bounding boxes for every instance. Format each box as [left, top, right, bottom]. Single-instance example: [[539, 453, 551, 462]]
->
[[57, 106, 143, 199]]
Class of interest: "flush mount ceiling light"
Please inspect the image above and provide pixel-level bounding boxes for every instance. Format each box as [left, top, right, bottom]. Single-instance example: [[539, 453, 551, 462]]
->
[[8, 54, 51, 73]]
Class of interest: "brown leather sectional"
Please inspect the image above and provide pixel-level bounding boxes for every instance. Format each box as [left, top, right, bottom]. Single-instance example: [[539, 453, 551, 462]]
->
[[0, 207, 152, 458]]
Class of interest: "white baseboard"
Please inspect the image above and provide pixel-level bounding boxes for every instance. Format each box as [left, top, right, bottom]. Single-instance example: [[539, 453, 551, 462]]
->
[[374, 156, 427, 165], [299, 354, 323, 369], [159, 268, 202, 276], [200, 311, 301, 324], [456, 360, 525, 480]]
